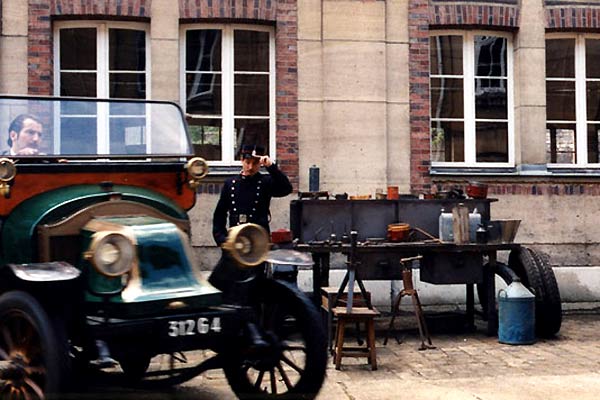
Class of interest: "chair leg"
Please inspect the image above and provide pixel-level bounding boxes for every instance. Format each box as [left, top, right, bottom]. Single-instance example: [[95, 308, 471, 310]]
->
[[334, 318, 346, 370], [367, 318, 377, 370]]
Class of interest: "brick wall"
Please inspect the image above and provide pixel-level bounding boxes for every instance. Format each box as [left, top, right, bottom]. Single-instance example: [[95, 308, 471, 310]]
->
[[26, 0, 298, 187], [409, 0, 431, 194], [546, 5, 600, 29], [429, 1, 520, 28]]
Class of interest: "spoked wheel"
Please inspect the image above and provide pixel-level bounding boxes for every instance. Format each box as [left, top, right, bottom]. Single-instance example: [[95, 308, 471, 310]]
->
[[224, 280, 327, 400], [120, 350, 219, 388], [0, 291, 69, 399]]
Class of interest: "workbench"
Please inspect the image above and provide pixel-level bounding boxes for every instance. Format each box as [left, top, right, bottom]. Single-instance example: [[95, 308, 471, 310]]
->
[[290, 198, 519, 335]]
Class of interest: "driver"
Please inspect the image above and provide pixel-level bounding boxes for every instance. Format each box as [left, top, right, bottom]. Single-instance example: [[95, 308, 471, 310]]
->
[[4, 114, 43, 155]]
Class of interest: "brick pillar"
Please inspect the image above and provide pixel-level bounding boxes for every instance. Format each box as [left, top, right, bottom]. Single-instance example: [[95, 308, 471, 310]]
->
[[408, 0, 430, 194], [28, 0, 52, 95]]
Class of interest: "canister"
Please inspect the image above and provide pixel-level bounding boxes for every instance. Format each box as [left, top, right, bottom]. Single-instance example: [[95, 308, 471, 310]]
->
[[498, 279, 536, 345]]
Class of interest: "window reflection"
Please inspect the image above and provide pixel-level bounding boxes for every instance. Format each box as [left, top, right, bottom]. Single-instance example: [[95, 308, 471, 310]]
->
[[475, 36, 507, 77], [546, 124, 576, 164]]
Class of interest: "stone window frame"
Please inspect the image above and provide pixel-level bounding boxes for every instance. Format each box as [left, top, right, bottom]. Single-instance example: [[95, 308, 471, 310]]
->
[[545, 32, 600, 167], [180, 23, 276, 167], [429, 30, 515, 169], [53, 20, 151, 99]]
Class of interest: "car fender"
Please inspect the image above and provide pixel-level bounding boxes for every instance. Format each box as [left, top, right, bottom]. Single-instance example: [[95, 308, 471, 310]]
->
[[3, 261, 81, 283]]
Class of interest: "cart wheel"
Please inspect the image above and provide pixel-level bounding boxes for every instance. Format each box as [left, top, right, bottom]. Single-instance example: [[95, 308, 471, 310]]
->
[[223, 279, 327, 400], [0, 291, 70, 398], [476, 261, 515, 319], [526, 248, 562, 337]]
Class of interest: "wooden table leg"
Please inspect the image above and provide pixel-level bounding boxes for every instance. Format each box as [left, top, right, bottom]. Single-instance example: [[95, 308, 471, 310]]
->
[[486, 251, 498, 336], [466, 283, 475, 331]]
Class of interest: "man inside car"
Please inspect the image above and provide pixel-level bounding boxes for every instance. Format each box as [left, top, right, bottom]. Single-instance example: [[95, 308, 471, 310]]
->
[[4, 114, 43, 155]]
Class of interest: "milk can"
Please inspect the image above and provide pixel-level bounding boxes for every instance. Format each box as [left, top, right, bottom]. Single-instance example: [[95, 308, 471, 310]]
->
[[498, 279, 536, 345]]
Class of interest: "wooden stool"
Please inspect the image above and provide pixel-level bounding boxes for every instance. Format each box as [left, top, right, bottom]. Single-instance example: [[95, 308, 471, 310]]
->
[[332, 306, 380, 370], [321, 287, 372, 352]]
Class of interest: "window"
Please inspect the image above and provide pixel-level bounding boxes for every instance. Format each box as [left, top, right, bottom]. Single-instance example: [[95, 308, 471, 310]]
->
[[430, 32, 513, 166], [182, 24, 275, 164], [546, 34, 600, 165], [53, 22, 149, 154]]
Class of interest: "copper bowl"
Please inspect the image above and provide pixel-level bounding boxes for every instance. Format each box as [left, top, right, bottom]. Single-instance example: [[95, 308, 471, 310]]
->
[[387, 223, 410, 242]]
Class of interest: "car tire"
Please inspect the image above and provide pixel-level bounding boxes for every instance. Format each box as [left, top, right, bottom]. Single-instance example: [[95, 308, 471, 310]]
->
[[0, 290, 70, 398], [223, 279, 327, 400]]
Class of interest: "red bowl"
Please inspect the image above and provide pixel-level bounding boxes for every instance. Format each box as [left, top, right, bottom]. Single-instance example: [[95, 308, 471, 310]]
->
[[466, 182, 488, 199]]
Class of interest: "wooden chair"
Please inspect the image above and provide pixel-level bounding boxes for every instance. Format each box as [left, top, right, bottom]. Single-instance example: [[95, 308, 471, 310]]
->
[[321, 286, 371, 353], [332, 306, 380, 370]]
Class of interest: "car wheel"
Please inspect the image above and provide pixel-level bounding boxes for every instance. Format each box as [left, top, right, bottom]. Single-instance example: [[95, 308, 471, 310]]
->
[[0, 291, 69, 398], [224, 279, 327, 400]]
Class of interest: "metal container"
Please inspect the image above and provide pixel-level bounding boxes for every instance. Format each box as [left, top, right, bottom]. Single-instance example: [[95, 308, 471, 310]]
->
[[498, 280, 536, 345]]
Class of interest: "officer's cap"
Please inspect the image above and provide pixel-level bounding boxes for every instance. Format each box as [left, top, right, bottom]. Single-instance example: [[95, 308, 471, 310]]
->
[[240, 144, 266, 159]]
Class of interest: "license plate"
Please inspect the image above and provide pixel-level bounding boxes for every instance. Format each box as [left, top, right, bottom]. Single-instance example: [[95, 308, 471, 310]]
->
[[167, 317, 222, 337]]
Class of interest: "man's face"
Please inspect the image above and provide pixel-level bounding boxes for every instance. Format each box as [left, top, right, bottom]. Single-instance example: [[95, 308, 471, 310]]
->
[[241, 156, 261, 176], [10, 118, 42, 155]]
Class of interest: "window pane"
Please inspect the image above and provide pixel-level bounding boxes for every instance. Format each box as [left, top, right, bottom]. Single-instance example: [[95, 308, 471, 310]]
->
[[475, 78, 507, 119], [430, 121, 464, 162], [475, 36, 507, 77], [430, 78, 464, 118], [234, 74, 269, 116], [588, 124, 600, 163], [60, 28, 96, 70], [61, 101, 97, 115], [60, 72, 97, 97], [546, 81, 576, 121], [188, 118, 222, 161], [109, 29, 145, 71], [476, 122, 508, 162], [546, 123, 576, 163], [586, 39, 600, 78], [234, 30, 269, 72], [186, 73, 222, 115], [430, 36, 463, 75], [587, 81, 600, 121], [234, 119, 269, 158], [186, 30, 221, 71], [109, 73, 146, 99], [60, 117, 97, 154], [546, 39, 575, 78], [109, 117, 146, 154]]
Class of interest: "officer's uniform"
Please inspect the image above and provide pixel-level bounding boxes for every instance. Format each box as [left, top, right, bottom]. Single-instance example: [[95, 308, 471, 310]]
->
[[209, 150, 292, 294]]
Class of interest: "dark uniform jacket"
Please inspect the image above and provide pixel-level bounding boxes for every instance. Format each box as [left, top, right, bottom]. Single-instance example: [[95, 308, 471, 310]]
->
[[212, 164, 292, 246]]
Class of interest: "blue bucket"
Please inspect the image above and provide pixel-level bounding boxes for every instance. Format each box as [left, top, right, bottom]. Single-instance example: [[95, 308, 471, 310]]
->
[[498, 280, 536, 345]]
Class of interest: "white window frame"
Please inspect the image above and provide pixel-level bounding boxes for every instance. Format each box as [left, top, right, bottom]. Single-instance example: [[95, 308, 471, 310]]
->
[[546, 32, 600, 168], [53, 20, 151, 99], [180, 23, 276, 166], [430, 30, 514, 168]]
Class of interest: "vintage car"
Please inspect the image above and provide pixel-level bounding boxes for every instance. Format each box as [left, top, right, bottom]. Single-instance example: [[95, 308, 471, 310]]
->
[[0, 95, 327, 399]]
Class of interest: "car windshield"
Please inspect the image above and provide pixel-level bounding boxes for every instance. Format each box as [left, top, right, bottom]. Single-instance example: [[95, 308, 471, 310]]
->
[[0, 96, 192, 159]]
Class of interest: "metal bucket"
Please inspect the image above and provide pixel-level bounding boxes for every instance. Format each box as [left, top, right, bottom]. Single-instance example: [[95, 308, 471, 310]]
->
[[498, 280, 536, 345]]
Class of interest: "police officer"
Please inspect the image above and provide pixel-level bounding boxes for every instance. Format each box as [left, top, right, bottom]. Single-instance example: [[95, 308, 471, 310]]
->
[[210, 144, 292, 293]]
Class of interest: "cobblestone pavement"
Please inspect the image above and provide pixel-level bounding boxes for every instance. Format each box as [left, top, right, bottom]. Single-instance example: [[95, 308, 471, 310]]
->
[[77, 311, 600, 399], [318, 311, 600, 400]]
